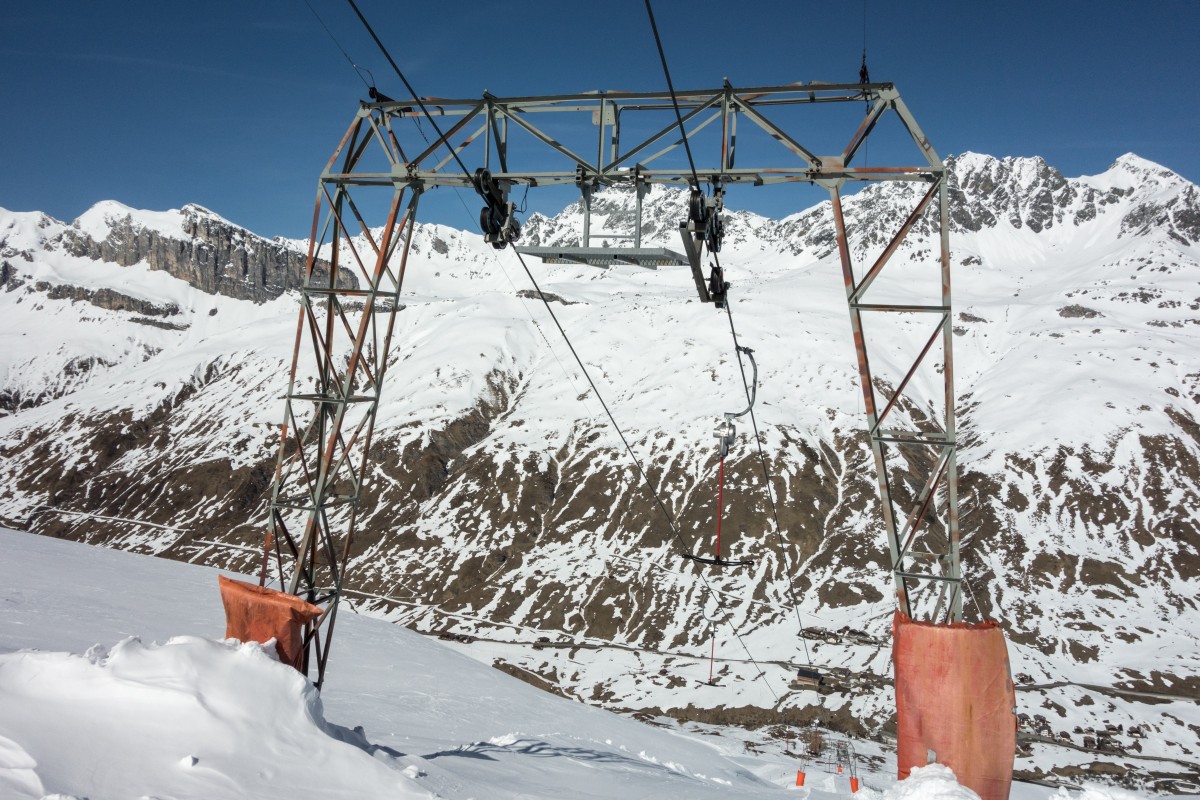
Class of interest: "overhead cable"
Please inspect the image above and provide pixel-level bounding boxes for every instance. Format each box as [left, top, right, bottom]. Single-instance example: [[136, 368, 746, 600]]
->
[[643, 0, 813, 701], [301, 0, 373, 90], [344, 0, 473, 179]]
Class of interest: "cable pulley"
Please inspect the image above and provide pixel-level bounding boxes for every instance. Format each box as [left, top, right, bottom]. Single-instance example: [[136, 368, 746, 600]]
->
[[707, 262, 729, 309], [472, 168, 522, 249], [679, 178, 729, 306], [687, 180, 725, 254]]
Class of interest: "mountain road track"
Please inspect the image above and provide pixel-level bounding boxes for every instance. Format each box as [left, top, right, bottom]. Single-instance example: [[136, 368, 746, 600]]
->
[[1018, 681, 1200, 704]]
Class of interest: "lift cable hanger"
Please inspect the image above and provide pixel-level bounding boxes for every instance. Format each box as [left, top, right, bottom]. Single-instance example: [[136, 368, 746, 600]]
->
[[643, 0, 823, 701], [681, 344, 757, 569]]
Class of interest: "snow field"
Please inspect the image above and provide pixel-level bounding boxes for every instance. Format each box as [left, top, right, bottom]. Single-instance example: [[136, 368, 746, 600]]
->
[[0, 530, 1159, 800]]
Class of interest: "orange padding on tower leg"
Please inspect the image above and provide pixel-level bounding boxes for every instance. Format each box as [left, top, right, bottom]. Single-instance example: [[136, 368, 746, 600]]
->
[[218, 576, 322, 671], [893, 611, 1016, 800]]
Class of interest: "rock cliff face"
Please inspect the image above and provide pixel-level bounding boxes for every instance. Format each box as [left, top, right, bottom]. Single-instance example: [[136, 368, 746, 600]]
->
[[1, 152, 1199, 789], [57, 202, 352, 301]]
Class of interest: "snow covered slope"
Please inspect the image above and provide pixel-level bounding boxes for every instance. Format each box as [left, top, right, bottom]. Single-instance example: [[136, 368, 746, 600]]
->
[[0, 529, 1139, 800], [0, 152, 1198, 791]]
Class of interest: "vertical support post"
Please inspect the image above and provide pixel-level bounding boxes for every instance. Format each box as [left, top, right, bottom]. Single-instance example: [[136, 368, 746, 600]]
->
[[582, 183, 592, 244], [261, 106, 429, 688], [610, 106, 621, 166], [286, 184, 407, 598], [729, 107, 737, 169], [939, 174, 963, 622], [827, 184, 911, 619], [596, 97, 607, 176], [721, 83, 731, 172], [484, 101, 491, 170], [634, 170, 645, 248]]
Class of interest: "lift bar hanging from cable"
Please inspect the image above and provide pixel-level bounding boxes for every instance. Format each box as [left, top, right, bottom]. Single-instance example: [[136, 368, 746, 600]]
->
[[682, 344, 758, 569]]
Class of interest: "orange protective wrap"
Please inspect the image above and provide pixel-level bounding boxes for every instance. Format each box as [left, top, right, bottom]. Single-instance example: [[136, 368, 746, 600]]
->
[[218, 576, 322, 670], [893, 611, 1016, 800]]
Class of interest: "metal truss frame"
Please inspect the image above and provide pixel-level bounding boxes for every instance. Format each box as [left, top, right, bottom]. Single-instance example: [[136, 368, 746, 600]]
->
[[264, 80, 960, 686]]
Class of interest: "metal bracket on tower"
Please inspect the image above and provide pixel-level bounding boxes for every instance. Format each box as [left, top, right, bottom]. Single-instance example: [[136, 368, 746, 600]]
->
[[576, 165, 600, 245]]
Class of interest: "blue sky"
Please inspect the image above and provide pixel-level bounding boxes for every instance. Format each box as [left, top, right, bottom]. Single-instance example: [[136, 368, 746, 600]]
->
[[1, 1, 1196, 238]]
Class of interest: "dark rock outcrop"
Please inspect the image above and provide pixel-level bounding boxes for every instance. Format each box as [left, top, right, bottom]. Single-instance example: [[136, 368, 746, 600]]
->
[[60, 205, 354, 302]]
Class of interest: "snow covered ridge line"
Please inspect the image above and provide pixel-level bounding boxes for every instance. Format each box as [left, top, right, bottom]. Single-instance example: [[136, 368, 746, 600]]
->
[[517, 151, 1200, 255], [2, 150, 1197, 303], [1, 200, 339, 303]]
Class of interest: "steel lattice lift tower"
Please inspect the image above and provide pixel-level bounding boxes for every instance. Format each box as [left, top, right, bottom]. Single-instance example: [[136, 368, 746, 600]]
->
[[220, 78, 1016, 799]]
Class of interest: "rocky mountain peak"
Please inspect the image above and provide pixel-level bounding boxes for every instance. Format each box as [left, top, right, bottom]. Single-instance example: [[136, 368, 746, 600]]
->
[[55, 201, 349, 302], [945, 152, 1074, 234], [1109, 152, 1180, 183]]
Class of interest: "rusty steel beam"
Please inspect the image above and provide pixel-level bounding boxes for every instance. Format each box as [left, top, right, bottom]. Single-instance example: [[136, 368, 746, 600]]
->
[[261, 105, 423, 687], [820, 97, 961, 621]]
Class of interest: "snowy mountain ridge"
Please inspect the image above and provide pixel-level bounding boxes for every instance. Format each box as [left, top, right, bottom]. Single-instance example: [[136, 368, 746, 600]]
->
[[1, 151, 1198, 791]]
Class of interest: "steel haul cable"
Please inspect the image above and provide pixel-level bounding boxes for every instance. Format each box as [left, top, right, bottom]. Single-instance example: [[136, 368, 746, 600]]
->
[[301, 0, 373, 91], [643, 0, 815, 668], [643, 0, 811, 711]]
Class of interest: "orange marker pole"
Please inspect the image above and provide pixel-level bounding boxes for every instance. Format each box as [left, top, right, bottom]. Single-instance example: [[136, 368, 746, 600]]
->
[[850, 777, 860, 793], [795, 770, 806, 786]]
